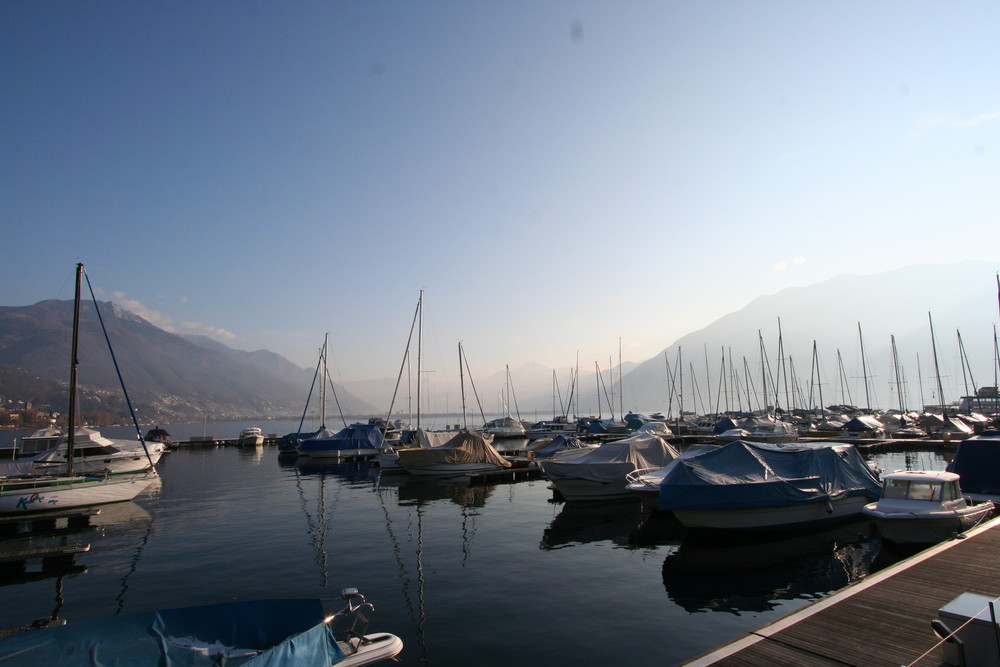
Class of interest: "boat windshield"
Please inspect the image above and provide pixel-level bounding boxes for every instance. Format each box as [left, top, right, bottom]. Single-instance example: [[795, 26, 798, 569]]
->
[[883, 479, 960, 502]]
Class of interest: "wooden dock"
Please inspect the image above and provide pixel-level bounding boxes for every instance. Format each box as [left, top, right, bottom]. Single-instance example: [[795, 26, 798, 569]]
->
[[684, 516, 1000, 666], [0, 508, 100, 537], [0, 543, 90, 577], [468, 465, 544, 485]]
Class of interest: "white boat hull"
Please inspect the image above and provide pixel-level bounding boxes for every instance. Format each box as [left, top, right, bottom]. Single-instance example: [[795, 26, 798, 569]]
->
[[862, 502, 995, 544], [34, 446, 164, 476], [0, 472, 158, 515], [338, 632, 404, 667], [672, 495, 872, 530]]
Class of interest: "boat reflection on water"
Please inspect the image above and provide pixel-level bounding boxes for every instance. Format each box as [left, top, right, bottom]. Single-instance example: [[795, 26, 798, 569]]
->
[[282, 457, 379, 486], [389, 476, 495, 508], [661, 518, 882, 614], [541, 500, 654, 550]]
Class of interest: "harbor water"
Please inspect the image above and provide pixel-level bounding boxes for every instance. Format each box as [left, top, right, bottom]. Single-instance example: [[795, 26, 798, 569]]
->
[[0, 421, 952, 665]]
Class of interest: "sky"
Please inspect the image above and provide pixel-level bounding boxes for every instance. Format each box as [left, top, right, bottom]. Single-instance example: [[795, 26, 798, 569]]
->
[[2, 1, 999, 392]]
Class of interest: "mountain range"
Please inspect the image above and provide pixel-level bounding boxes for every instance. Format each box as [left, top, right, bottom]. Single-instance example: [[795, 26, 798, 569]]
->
[[0, 260, 996, 424], [0, 299, 378, 423]]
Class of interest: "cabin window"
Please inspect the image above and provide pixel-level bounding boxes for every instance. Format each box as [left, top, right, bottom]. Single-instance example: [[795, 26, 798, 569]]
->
[[883, 479, 942, 501], [941, 481, 961, 502]]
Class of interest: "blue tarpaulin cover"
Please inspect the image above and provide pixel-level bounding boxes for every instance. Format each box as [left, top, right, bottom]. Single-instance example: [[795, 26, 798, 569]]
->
[[658, 441, 881, 512], [297, 423, 386, 453], [529, 434, 587, 459], [948, 435, 1000, 495], [0, 598, 345, 666]]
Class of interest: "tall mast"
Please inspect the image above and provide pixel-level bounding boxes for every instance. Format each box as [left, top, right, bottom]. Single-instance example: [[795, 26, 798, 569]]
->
[[618, 337, 624, 418], [459, 342, 467, 429], [67, 262, 84, 476], [891, 335, 905, 413], [320, 333, 328, 428], [858, 323, 871, 413], [417, 290, 423, 428], [929, 312, 946, 414]]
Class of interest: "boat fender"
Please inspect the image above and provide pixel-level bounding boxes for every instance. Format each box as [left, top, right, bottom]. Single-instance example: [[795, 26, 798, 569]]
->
[[824, 500, 833, 514]]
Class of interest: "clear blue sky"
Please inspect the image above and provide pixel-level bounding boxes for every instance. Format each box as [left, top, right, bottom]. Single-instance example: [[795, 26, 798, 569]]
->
[[2, 1, 999, 385]]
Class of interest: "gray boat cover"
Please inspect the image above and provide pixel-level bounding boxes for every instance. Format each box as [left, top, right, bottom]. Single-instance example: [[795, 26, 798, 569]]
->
[[540, 432, 679, 483], [657, 440, 881, 512], [397, 430, 510, 469]]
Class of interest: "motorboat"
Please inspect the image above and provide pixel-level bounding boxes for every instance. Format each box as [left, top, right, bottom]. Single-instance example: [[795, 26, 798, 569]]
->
[[297, 423, 386, 461], [0, 588, 403, 666], [861, 470, 995, 544], [396, 430, 510, 476], [539, 432, 679, 502], [238, 426, 265, 446], [18, 425, 164, 475], [480, 416, 526, 438], [657, 440, 882, 531]]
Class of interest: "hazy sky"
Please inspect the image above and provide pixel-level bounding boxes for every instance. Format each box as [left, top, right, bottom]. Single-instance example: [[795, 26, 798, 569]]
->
[[3, 1, 999, 387]]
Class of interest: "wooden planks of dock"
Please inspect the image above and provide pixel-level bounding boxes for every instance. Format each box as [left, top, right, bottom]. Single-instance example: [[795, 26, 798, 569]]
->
[[684, 516, 1000, 666]]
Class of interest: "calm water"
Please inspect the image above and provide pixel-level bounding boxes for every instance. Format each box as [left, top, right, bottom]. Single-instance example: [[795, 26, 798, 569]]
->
[[0, 422, 953, 665]]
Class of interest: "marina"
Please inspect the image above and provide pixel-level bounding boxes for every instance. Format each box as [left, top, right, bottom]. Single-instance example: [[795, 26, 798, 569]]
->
[[0, 419, 996, 664]]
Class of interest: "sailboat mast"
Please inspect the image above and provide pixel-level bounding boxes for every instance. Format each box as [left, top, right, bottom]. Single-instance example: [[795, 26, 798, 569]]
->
[[858, 323, 871, 412], [929, 312, 947, 413], [618, 337, 624, 418], [459, 342, 467, 429], [66, 262, 83, 476], [891, 335, 905, 413], [320, 333, 328, 428], [417, 290, 423, 429]]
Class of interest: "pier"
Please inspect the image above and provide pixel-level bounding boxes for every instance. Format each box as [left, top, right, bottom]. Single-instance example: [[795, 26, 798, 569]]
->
[[684, 516, 1000, 666]]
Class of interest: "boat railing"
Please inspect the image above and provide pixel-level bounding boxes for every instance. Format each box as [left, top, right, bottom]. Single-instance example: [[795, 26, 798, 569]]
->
[[625, 467, 662, 486], [328, 588, 377, 652]]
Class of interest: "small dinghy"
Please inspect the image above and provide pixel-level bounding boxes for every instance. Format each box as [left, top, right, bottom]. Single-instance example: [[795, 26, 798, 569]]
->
[[862, 470, 995, 544], [0, 588, 402, 666]]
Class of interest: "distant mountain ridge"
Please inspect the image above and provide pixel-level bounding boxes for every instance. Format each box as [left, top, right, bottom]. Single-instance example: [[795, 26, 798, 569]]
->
[[0, 299, 378, 422], [617, 261, 1000, 415]]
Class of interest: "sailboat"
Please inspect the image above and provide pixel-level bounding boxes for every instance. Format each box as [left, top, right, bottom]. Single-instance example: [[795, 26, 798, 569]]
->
[[0, 263, 158, 515]]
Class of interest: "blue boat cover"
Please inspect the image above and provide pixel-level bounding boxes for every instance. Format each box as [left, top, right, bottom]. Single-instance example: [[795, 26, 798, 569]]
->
[[297, 423, 386, 453], [948, 435, 1000, 495], [0, 598, 345, 666], [658, 441, 881, 512], [530, 434, 587, 459]]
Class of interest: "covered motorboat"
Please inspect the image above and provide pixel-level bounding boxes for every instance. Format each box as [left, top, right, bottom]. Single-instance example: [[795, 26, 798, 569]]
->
[[946, 430, 1000, 502], [297, 423, 386, 461], [657, 440, 882, 530], [0, 589, 402, 667], [626, 444, 720, 511], [862, 470, 994, 544], [396, 430, 510, 476], [539, 432, 679, 502]]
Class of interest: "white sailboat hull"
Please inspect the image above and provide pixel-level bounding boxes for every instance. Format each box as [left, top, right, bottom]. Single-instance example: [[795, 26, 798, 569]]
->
[[0, 472, 158, 515]]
